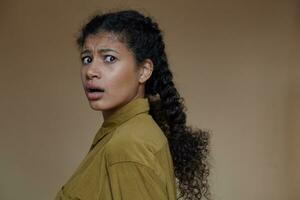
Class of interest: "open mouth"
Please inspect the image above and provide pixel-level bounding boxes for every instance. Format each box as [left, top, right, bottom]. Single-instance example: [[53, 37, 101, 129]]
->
[[85, 87, 105, 101], [88, 88, 104, 93]]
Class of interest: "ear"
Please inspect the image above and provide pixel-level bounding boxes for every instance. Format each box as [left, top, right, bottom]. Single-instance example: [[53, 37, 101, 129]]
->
[[138, 58, 153, 84]]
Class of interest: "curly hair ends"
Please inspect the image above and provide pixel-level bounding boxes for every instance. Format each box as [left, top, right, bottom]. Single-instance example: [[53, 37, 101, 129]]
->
[[76, 9, 211, 200]]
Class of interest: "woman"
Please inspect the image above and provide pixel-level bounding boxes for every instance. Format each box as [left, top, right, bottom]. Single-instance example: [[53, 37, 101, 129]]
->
[[55, 9, 210, 200]]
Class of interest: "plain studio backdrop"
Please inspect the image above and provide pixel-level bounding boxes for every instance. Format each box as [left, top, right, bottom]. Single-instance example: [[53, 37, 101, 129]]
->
[[0, 0, 299, 200]]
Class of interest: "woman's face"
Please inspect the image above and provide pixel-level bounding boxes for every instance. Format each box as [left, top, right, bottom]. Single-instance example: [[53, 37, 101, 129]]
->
[[80, 32, 145, 118]]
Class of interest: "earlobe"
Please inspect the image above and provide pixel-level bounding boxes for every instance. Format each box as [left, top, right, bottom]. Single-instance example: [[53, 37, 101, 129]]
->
[[139, 59, 153, 83]]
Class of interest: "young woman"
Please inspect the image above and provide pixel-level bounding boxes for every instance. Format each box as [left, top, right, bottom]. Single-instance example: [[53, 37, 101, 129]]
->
[[55, 9, 210, 200]]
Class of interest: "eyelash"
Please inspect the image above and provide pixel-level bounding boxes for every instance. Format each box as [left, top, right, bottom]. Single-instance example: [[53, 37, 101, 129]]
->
[[81, 56, 92, 65], [103, 55, 117, 63], [81, 55, 117, 65]]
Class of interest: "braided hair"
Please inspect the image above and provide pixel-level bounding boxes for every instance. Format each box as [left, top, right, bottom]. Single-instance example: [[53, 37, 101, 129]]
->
[[76, 9, 210, 200]]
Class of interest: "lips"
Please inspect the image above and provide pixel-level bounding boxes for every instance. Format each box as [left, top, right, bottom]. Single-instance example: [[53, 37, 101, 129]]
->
[[85, 83, 105, 101], [85, 83, 105, 93]]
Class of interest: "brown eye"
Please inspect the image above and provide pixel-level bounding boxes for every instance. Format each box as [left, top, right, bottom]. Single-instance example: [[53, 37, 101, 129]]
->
[[82, 56, 92, 65], [104, 55, 117, 63]]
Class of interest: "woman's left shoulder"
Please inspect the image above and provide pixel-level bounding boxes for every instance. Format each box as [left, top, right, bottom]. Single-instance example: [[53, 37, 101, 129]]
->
[[104, 114, 168, 166]]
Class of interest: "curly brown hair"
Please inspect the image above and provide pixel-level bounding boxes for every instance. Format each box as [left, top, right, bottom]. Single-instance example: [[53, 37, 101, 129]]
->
[[76, 9, 211, 200]]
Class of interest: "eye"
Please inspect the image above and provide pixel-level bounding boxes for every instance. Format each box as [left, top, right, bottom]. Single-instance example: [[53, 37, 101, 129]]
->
[[81, 56, 92, 65], [104, 55, 117, 63]]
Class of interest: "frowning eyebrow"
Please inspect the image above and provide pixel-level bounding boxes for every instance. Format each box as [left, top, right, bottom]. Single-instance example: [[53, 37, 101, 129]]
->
[[80, 48, 120, 55]]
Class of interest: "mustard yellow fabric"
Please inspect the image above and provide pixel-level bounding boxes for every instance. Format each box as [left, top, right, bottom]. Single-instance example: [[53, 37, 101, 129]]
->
[[54, 97, 177, 200]]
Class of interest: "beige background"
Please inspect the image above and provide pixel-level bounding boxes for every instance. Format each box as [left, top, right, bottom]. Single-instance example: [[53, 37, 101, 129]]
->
[[0, 0, 299, 200]]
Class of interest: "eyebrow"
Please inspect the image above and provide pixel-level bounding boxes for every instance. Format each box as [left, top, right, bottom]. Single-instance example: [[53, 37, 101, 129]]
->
[[81, 48, 120, 55]]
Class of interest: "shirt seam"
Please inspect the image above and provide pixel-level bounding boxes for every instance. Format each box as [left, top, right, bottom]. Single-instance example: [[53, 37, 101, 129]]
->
[[106, 140, 169, 173], [107, 160, 166, 186], [108, 160, 155, 169], [105, 129, 168, 166]]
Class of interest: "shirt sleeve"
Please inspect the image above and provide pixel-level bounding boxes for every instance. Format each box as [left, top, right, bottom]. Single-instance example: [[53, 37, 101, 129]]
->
[[107, 161, 168, 200]]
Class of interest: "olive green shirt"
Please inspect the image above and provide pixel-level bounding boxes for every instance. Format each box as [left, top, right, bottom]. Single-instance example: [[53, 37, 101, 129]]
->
[[54, 97, 177, 200]]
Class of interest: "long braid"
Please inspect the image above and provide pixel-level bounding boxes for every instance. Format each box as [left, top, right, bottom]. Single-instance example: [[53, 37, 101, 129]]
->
[[146, 41, 210, 200]]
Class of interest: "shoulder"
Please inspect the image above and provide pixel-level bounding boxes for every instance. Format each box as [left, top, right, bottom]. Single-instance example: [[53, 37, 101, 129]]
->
[[104, 113, 168, 167]]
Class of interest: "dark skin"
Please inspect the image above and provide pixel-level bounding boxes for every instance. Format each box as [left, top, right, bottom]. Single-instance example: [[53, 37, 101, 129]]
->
[[80, 32, 154, 120]]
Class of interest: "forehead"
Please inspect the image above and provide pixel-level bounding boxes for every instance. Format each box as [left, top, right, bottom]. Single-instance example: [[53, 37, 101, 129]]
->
[[83, 32, 129, 52]]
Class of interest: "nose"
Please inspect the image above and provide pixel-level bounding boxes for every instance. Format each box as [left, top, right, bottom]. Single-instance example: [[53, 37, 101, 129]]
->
[[86, 61, 101, 80]]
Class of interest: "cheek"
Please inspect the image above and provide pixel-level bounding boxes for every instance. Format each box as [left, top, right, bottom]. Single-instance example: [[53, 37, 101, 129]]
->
[[108, 67, 139, 92]]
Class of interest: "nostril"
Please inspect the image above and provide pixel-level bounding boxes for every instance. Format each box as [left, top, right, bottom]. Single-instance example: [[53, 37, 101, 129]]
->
[[86, 71, 100, 79]]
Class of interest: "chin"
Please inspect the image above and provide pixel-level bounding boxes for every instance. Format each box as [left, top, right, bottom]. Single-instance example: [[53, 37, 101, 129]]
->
[[88, 102, 106, 111]]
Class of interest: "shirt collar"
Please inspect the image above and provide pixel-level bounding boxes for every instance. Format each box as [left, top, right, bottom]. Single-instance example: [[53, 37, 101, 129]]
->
[[90, 97, 150, 150]]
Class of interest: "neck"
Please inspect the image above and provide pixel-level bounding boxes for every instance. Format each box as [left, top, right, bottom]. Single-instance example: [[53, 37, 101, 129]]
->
[[102, 94, 145, 121]]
